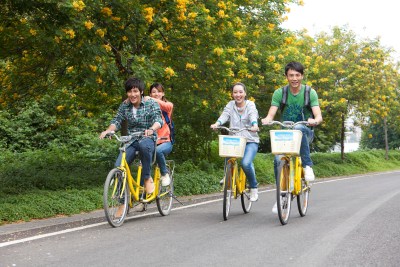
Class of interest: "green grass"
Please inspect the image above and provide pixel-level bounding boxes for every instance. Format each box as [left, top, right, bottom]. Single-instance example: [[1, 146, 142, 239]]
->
[[1, 148, 400, 225]]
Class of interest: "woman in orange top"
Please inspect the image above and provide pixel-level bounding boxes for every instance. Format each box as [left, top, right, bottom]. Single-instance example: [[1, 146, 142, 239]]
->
[[146, 83, 174, 186]]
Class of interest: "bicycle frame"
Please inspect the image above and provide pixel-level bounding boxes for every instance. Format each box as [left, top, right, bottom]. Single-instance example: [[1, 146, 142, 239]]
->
[[277, 154, 304, 195], [224, 158, 246, 198]]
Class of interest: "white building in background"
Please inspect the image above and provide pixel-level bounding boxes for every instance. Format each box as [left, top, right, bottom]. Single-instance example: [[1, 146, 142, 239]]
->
[[332, 117, 362, 153]]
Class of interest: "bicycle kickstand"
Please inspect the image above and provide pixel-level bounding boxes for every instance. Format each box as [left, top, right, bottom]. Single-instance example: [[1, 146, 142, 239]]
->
[[171, 193, 184, 205]]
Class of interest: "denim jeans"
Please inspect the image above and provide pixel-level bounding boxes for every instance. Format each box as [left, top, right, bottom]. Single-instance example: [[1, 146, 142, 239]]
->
[[115, 138, 155, 180], [156, 141, 173, 175], [273, 124, 314, 179], [241, 142, 259, 189]]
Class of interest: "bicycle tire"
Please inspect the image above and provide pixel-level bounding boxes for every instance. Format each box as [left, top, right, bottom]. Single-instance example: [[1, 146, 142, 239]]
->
[[240, 170, 252, 213], [276, 159, 291, 225], [297, 177, 310, 216], [223, 161, 234, 221], [103, 168, 129, 227], [156, 167, 173, 216]]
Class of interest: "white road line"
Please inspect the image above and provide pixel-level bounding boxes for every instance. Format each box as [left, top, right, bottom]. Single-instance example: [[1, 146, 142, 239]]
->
[[1, 171, 398, 248]]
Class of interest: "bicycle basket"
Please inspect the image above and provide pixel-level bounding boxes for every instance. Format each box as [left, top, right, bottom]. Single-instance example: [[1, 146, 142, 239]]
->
[[270, 130, 302, 155], [218, 135, 247, 158]]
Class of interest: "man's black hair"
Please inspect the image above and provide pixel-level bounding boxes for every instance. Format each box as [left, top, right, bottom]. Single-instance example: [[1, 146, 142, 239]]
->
[[284, 61, 304, 76], [125, 77, 145, 93]]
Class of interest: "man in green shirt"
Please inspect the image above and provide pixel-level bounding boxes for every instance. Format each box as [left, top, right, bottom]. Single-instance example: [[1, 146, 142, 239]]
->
[[261, 61, 323, 213]]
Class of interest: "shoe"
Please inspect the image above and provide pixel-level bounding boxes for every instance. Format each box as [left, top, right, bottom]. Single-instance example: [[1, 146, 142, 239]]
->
[[134, 203, 147, 212], [304, 166, 315, 181], [272, 202, 278, 214], [144, 178, 155, 194], [161, 173, 171, 186], [250, 188, 258, 202], [219, 179, 224, 185]]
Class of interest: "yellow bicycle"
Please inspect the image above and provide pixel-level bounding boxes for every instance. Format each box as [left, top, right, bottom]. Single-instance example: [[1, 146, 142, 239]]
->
[[215, 126, 252, 221], [264, 121, 311, 225], [103, 131, 176, 227]]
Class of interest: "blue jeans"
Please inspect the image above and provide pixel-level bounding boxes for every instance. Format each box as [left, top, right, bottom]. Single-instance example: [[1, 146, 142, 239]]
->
[[156, 142, 173, 175], [273, 125, 314, 179], [115, 138, 155, 180], [241, 142, 259, 189]]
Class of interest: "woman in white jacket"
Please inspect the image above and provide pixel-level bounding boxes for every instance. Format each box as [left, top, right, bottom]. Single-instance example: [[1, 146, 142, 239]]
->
[[210, 82, 260, 201]]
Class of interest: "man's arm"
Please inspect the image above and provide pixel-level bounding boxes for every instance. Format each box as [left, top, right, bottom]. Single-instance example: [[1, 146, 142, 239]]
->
[[261, 106, 279, 125], [308, 106, 323, 126]]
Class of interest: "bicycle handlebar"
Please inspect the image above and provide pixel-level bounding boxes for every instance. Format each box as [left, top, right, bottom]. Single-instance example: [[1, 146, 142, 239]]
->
[[212, 126, 252, 133], [106, 131, 168, 143], [262, 121, 309, 129]]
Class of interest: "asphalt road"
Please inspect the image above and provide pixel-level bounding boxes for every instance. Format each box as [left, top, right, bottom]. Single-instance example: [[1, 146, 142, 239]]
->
[[1, 171, 400, 267]]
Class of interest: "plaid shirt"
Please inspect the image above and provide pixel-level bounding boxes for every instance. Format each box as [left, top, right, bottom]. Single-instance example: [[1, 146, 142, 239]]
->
[[110, 98, 163, 143]]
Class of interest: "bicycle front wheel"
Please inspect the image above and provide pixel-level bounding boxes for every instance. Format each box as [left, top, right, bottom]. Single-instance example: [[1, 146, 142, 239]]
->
[[103, 168, 129, 227], [223, 161, 234, 221], [276, 159, 292, 225], [297, 178, 310, 216], [240, 171, 252, 213], [156, 167, 174, 216]]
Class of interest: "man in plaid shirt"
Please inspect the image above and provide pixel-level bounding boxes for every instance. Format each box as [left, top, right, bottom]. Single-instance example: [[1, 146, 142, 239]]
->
[[100, 77, 163, 194]]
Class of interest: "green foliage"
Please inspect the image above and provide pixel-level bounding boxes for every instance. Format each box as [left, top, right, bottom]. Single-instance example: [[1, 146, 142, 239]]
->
[[360, 122, 400, 149]]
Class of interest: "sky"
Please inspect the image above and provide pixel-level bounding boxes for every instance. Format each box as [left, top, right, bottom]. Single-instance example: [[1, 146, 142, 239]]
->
[[282, 0, 400, 62]]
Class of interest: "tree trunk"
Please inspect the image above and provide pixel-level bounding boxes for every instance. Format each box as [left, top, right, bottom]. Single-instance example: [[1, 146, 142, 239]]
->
[[384, 117, 389, 160], [341, 113, 345, 160]]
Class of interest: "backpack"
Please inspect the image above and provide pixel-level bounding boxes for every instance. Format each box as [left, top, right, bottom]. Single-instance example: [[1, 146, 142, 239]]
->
[[162, 110, 175, 144], [280, 84, 314, 119]]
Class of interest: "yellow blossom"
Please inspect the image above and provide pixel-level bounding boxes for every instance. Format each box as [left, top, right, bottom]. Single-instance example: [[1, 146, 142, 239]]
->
[[213, 47, 223, 56], [267, 23, 275, 31], [20, 18, 27, 24], [217, 10, 226, 18], [96, 29, 105, 38], [84, 20, 94, 30], [144, 7, 154, 23], [72, 1, 86, 11], [234, 31, 246, 39], [164, 67, 176, 79], [253, 30, 260, 38], [96, 77, 103, 84], [54, 36, 60, 43], [188, 12, 198, 19], [63, 29, 75, 39], [101, 7, 113, 16], [30, 29, 37, 36], [155, 40, 164, 50], [66, 66, 74, 73], [103, 44, 112, 52], [162, 17, 169, 24], [89, 65, 97, 72], [268, 55, 275, 62], [368, 134, 373, 139], [56, 105, 65, 112], [111, 16, 121, 21], [122, 36, 128, 41], [248, 96, 255, 102], [186, 63, 197, 70], [202, 100, 208, 107]]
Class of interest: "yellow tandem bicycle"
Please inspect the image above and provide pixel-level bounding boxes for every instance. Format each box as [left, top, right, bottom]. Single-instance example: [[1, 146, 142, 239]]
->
[[103, 131, 176, 227]]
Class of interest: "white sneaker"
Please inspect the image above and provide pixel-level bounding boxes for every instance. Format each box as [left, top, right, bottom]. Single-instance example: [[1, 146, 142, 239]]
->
[[161, 173, 171, 186], [272, 202, 278, 214], [250, 188, 258, 202], [304, 166, 315, 181], [219, 179, 224, 185]]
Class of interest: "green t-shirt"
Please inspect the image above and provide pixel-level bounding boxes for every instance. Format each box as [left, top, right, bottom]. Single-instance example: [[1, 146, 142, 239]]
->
[[271, 84, 319, 122]]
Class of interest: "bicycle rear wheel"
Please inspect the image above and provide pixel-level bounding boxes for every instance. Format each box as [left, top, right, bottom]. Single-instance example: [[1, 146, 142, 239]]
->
[[276, 159, 291, 225], [103, 168, 129, 227], [297, 178, 310, 216], [156, 167, 174, 216], [223, 161, 234, 221], [240, 172, 252, 213]]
